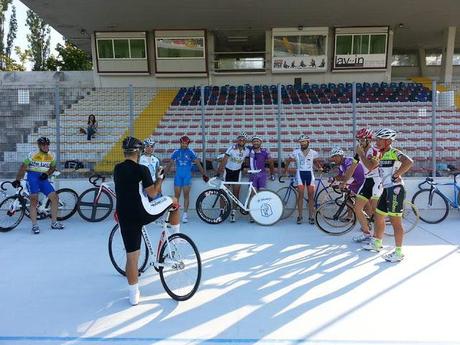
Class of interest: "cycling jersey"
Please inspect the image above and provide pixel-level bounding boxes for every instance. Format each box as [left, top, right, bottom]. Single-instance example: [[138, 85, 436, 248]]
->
[[338, 157, 365, 194], [379, 148, 406, 188], [249, 148, 271, 171], [170, 148, 197, 176], [356, 145, 381, 178], [139, 154, 160, 182], [23, 151, 56, 173], [224, 144, 250, 171], [289, 148, 319, 172]]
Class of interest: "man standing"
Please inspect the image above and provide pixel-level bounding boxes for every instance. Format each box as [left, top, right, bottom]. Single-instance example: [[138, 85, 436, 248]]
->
[[216, 132, 250, 222], [139, 137, 161, 183], [248, 135, 275, 192], [13, 137, 64, 234], [165, 135, 209, 223], [114, 136, 180, 306]]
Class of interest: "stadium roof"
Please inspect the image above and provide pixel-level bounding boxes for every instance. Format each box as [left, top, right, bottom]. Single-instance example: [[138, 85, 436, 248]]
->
[[22, 0, 460, 52]]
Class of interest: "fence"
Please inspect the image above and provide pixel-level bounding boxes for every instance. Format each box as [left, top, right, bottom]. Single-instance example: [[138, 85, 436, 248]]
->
[[1, 81, 459, 179]]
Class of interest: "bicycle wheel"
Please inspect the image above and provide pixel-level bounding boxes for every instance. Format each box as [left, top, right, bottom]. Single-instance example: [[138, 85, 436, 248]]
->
[[315, 200, 356, 235], [77, 187, 114, 222], [315, 186, 342, 207], [276, 186, 297, 219], [249, 190, 284, 226], [108, 224, 149, 276], [45, 188, 79, 221], [411, 189, 449, 224], [384, 201, 419, 236], [159, 233, 201, 301], [195, 189, 231, 224], [0, 196, 25, 232]]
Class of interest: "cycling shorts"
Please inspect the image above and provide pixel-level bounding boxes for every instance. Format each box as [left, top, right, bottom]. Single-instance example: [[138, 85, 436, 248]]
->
[[296, 170, 314, 187], [26, 171, 55, 196], [357, 177, 383, 201], [224, 168, 241, 182], [174, 174, 192, 187], [376, 185, 406, 217]]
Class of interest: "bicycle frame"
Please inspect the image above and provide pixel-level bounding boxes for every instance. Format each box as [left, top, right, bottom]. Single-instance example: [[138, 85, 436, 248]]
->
[[426, 182, 460, 208], [95, 182, 116, 203], [209, 178, 257, 212], [285, 173, 332, 208]]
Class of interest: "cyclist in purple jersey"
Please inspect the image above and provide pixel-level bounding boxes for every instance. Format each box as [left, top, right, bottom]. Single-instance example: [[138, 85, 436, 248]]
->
[[248, 136, 275, 191], [329, 147, 365, 194]]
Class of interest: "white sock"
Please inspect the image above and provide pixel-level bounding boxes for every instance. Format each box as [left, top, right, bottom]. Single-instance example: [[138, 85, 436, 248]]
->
[[128, 283, 139, 293], [128, 283, 140, 306], [170, 224, 180, 234]]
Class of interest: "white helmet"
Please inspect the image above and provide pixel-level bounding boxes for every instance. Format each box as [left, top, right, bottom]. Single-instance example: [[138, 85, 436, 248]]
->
[[298, 134, 310, 142], [375, 128, 396, 140], [143, 137, 155, 147], [237, 131, 247, 140], [251, 135, 263, 142], [330, 147, 344, 157]]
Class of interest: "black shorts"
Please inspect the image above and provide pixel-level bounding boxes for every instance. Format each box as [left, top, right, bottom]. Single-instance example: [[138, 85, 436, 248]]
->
[[119, 208, 169, 253], [376, 185, 406, 217], [224, 168, 241, 182], [357, 177, 383, 201]]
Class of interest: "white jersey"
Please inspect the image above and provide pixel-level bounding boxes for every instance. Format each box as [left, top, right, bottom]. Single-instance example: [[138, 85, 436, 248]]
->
[[360, 145, 381, 179], [289, 148, 319, 172], [224, 144, 250, 171], [139, 154, 160, 182]]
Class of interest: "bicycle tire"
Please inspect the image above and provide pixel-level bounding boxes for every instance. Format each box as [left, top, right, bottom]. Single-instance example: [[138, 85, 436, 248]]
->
[[315, 200, 356, 235], [315, 186, 342, 207], [411, 189, 449, 224], [45, 188, 79, 221], [384, 201, 419, 236], [159, 233, 201, 301], [77, 187, 114, 222], [108, 224, 149, 276], [0, 196, 25, 232], [276, 186, 297, 219], [195, 189, 231, 224]]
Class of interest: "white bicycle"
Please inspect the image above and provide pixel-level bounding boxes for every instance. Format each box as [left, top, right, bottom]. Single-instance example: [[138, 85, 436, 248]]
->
[[108, 206, 202, 301], [195, 170, 284, 226]]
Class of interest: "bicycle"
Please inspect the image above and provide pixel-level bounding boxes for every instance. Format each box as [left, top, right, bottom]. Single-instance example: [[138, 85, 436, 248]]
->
[[195, 169, 284, 226], [276, 167, 340, 219], [0, 175, 78, 232], [77, 174, 115, 222], [108, 206, 202, 301], [411, 173, 460, 224], [315, 186, 419, 236]]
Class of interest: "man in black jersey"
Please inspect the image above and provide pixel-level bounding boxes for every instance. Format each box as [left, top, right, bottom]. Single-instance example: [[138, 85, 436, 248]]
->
[[114, 136, 181, 306]]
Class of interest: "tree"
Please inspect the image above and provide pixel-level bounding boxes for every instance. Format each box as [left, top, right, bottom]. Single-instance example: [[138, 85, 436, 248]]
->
[[5, 4, 16, 57], [51, 41, 92, 71], [0, 0, 12, 68], [26, 9, 51, 71]]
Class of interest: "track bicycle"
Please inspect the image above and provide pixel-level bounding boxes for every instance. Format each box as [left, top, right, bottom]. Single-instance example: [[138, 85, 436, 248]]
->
[[108, 205, 201, 301], [0, 174, 78, 232], [77, 174, 115, 222], [411, 173, 460, 224], [196, 169, 284, 226], [315, 186, 419, 236]]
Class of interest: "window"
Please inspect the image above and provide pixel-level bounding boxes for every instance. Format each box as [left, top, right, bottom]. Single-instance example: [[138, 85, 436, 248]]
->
[[336, 36, 352, 55], [335, 33, 387, 55], [18, 90, 29, 105], [273, 35, 326, 57], [96, 38, 147, 59], [391, 50, 418, 67], [156, 38, 205, 59], [353, 35, 369, 54], [370, 35, 386, 54], [425, 50, 442, 66]]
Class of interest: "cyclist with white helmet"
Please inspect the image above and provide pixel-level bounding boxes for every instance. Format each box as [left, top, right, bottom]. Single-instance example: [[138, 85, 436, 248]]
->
[[139, 137, 161, 183], [283, 134, 321, 224], [248, 135, 275, 191], [329, 147, 365, 195], [362, 128, 413, 262], [13, 137, 64, 234], [352, 128, 383, 242], [216, 132, 250, 222]]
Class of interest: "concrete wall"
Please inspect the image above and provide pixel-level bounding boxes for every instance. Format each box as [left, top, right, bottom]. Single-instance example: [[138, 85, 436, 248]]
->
[[0, 71, 94, 88]]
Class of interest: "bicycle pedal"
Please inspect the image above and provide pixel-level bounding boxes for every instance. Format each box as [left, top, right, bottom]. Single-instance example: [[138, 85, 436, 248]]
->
[[7, 210, 15, 216]]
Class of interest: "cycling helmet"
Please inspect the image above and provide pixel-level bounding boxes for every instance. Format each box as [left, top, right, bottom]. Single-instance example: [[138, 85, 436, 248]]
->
[[330, 147, 344, 157], [180, 135, 191, 144], [237, 131, 247, 140], [356, 128, 374, 140], [251, 135, 263, 142], [375, 128, 396, 140], [122, 136, 144, 152], [298, 134, 310, 142], [143, 137, 155, 147], [37, 137, 50, 145]]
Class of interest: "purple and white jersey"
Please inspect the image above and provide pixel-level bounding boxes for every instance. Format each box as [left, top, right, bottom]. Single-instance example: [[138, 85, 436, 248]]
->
[[249, 147, 271, 172]]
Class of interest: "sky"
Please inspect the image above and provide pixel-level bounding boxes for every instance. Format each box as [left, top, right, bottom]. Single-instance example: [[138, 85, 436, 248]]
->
[[4, 0, 65, 70]]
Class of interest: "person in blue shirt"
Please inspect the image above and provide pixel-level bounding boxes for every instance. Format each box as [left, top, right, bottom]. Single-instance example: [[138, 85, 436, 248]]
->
[[165, 136, 208, 223]]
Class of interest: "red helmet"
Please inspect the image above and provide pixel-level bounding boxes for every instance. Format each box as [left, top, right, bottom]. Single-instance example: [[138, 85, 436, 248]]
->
[[180, 135, 191, 144], [356, 128, 373, 139]]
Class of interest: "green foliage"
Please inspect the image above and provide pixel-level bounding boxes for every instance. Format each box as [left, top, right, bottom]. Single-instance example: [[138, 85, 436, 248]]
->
[[52, 41, 92, 71], [26, 9, 51, 71], [5, 5, 16, 57]]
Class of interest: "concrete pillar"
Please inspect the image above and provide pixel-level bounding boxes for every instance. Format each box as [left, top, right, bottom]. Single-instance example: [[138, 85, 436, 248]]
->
[[418, 48, 428, 77], [440, 26, 456, 83], [385, 29, 394, 82]]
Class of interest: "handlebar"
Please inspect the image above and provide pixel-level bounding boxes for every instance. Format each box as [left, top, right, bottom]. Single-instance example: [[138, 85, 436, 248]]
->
[[89, 174, 106, 187], [247, 169, 262, 174], [1, 181, 24, 193], [278, 175, 294, 183]]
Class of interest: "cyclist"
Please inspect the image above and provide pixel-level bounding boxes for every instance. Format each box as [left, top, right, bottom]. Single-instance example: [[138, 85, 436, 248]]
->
[[12, 137, 64, 234], [352, 128, 383, 242], [139, 137, 161, 183], [114, 136, 180, 306], [283, 134, 321, 224], [216, 132, 250, 222], [362, 129, 413, 262], [165, 135, 209, 223], [329, 147, 365, 195]]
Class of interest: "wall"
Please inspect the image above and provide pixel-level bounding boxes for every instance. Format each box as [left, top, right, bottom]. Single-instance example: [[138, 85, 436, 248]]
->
[[0, 71, 94, 88]]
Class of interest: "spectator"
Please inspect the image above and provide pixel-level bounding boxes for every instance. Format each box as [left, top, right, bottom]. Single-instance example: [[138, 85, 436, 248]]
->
[[86, 114, 98, 141]]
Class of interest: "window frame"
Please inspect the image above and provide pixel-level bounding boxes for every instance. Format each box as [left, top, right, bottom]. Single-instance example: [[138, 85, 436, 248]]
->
[[96, 37, 148, 60], [155, 37, 206, 60]]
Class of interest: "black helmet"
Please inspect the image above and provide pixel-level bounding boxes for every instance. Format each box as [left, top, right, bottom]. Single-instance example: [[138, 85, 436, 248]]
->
[[122, 136, 144, 152], [37, 137, 50, 145]]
